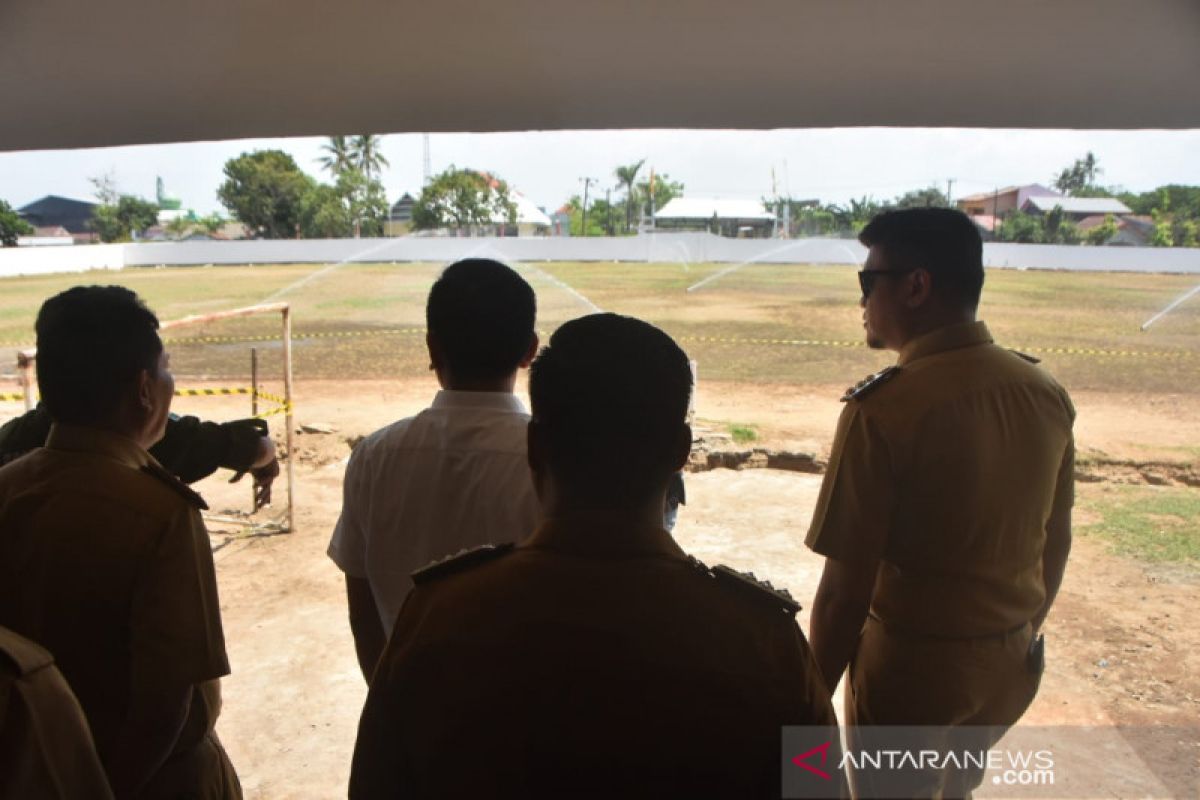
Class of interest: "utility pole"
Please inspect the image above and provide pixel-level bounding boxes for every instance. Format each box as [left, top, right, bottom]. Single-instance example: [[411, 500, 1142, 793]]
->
[[422, 134, 431, 185], [946, 178, 955, 206], [605, 187, 613, 236], [580, 177, 596, 236]]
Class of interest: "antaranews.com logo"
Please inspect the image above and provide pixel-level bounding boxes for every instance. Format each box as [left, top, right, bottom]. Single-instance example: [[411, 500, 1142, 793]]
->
[[782, 725, 1198, 799]]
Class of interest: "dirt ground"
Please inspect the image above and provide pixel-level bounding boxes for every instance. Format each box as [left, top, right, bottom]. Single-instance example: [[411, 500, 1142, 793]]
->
[[171, 378, 1199, 798]]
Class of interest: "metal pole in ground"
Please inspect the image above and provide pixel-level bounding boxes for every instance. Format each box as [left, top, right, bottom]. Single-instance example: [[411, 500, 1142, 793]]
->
[[281, 307, 295, 533], [17, 350, 35, 411], [250, 347, 258, 509]]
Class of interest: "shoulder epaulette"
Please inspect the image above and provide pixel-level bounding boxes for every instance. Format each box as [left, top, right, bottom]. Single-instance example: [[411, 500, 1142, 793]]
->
[[412, 542, 515, 584], [1009, 349, 1041, 364], [710, 564, 802, 615], [140, 462, 208, 510], [841, 366, 900, 402], [0, 628, 54, 676]]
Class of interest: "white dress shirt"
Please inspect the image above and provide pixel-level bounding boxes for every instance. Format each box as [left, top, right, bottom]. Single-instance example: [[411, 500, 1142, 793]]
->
[[328, 390, 539, 631]]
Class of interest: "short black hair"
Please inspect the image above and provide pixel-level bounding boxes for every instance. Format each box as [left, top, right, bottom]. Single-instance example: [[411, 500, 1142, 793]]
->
[[426, 259, 536, 382], [859, 208, 985, 308], [529, 313, 692, 503], [35, 285, 162, 426]]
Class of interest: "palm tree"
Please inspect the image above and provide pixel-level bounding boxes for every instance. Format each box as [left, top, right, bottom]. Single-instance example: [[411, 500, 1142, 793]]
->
[[318, 135, 355, 177], [1082, 151, 1102, 189], [352, 134, 389, 181], [614, 159, 646, 233]]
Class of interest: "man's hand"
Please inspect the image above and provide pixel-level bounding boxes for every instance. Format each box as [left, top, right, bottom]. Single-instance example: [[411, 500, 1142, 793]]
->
[[229, 436, 279, 509]]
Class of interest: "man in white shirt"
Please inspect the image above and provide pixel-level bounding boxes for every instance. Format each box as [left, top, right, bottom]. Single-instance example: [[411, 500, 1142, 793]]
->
[[328, 259, 540, 681]]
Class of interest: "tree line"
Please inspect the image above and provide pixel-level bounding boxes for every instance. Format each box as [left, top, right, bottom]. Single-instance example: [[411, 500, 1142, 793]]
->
[[2, 148, 1197, 246]]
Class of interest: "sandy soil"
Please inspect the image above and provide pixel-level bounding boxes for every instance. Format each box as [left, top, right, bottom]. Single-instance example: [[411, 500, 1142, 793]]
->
[[169, 378, 1200, 798]]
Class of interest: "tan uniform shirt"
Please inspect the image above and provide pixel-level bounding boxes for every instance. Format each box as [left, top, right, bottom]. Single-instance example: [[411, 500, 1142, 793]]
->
[[0, 425, 230, 785], [0, 625, 113, 800], [807, 321, 1075, 638], [351, 520, 839, 799]]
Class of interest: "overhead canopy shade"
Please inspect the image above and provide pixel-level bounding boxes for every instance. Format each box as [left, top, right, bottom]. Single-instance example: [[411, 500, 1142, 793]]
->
[[1, 0, 1197, 152]]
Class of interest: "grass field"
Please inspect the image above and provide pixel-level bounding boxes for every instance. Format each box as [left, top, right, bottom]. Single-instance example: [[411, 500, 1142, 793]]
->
[[0, 260, 1196, 568], [1, 261, 1197, 394]]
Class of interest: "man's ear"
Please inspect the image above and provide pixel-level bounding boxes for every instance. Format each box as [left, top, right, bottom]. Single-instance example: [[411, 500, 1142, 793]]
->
[[426, 331, 442, 372], [670, 423, 692, 472], [135, 367, 154, 414], [906, 267, 933, 308], [518, 332, 539, 369]]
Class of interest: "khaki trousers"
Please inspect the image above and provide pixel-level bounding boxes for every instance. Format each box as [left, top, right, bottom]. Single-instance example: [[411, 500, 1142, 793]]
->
[[844, 616, 1042, 799]]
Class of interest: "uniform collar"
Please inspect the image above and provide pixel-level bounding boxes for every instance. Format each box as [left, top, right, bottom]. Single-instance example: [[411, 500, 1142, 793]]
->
[[898, 320, 992, 366], [45, 424, 155, 470], [431, 389, 527, 414], [523, 516, 687, 560]]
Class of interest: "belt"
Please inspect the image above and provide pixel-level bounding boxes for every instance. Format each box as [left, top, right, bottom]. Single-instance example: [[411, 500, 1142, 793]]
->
[[867, 612, 1030, 643]]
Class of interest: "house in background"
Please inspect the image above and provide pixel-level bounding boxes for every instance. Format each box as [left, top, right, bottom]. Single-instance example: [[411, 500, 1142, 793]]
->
[[654, 197, 774, 237], [18, 195, 98, 242], [385, 193, 416, 236], [956, 184, 1062, 228], [1076, 214, 1154, 246], [16, 225, 75, 247], [1021, 195, 1131, 221]]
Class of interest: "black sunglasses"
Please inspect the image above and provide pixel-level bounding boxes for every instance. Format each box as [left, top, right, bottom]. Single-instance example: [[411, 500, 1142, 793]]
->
[[857, 269, 915, 298]]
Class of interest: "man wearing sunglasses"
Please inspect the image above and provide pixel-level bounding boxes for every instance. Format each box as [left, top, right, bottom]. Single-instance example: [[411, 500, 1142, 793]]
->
[[804, 208, 1075, 796]]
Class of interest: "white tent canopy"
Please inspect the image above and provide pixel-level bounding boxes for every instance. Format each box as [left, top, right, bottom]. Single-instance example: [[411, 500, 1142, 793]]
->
[[2, 0, 1197, 152], [656, 198, 774, 221]]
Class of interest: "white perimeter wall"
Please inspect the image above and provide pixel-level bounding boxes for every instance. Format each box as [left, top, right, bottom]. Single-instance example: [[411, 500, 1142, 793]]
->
[[2, 233, 1198, 278]]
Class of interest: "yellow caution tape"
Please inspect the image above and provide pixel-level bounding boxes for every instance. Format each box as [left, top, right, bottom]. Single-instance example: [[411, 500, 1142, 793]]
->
[[6, 328, 1193, 359], [255, 402, 293, 419], [174, 387, 251, 397], [0, 392, 28, 402]]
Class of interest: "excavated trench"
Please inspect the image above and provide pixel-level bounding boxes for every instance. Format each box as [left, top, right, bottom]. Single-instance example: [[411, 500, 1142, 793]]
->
[[685, 436, 1200, 489]]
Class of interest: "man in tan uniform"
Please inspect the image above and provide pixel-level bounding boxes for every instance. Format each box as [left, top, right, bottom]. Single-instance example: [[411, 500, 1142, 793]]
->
[[806, 208, 1075, 796], [351, 313, 842, 799], [0, 286, 240, 798], [0, 625, 113, 799]]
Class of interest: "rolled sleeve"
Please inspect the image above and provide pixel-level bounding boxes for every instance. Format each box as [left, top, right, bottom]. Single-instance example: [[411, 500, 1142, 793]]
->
[[805, 403, 895, 563]]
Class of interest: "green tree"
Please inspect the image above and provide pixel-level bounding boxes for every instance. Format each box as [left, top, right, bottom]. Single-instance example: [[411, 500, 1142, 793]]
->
[[90, 195, 160, 242], [0, 200, 34, 247], [318, 135, 355, 178], [299, 184, 353, 238], [337, 169, 389, 237], [829, 196, 887, 234], [1041, 205, 1081, 245], [564, 195, 614, 236], [637, 173, 684, 222], [892, 186, 950, 209], [1174, 218, 1198, 247], [1084, 214, 1119, 246], [164, 216, 194, 241], [218, 150, 315, 239], [197, 213, 226, 236], [88, 171, 120, 206], [411, 167, 516, 233], [1053, 151, 1104, 197], [352, 135, 389, 181], [1149, 208, 1174, 247], [614, 159, 645, 233], [996, 210, 1044, 243]]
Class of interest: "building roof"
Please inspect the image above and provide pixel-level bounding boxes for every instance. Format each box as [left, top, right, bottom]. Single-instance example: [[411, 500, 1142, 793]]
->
[[507, 190, 551, 227], [957, 184, 1060, 204], [655, 197, 773, 221], [1023, 196, 1131, 215]]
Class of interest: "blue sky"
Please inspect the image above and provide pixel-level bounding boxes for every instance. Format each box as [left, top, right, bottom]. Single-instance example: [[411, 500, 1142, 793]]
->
[[2, 128, 1198, 216]]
